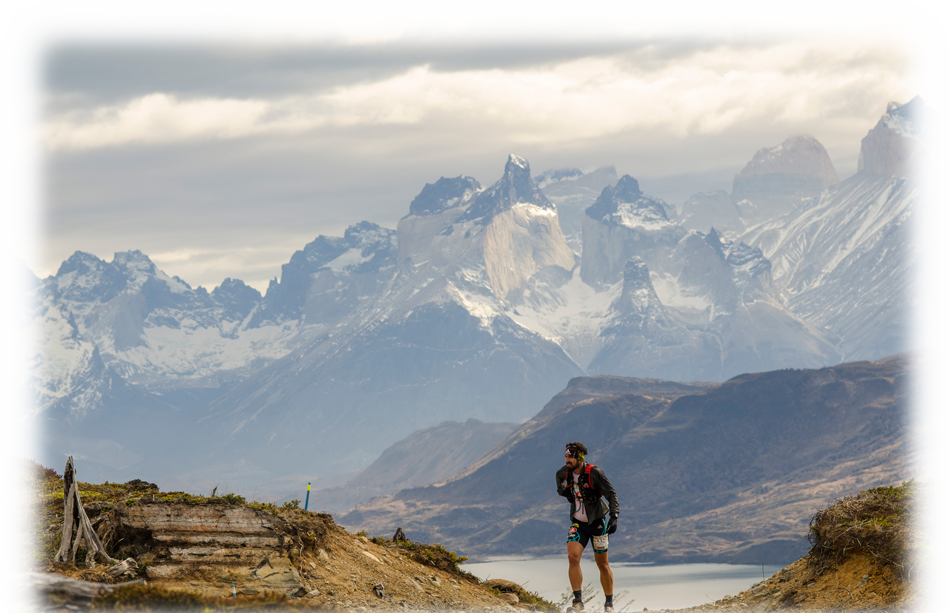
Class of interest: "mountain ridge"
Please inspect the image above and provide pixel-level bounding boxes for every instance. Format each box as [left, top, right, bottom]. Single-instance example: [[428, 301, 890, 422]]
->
[[339, 354, 913, 565]]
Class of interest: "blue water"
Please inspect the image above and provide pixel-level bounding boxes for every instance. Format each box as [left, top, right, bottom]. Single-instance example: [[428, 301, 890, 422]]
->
[[462, 555, 783, 611]]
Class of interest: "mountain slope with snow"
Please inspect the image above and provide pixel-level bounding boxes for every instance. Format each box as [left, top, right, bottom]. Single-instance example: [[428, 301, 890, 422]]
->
[[741, 98, 923, 361]]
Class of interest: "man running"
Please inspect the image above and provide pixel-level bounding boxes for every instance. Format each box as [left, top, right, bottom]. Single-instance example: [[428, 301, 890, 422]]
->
[[556, 442, 620, 612]]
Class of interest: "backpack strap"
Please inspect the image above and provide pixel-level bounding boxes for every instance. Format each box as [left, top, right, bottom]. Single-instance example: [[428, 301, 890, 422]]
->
[[584, 464, 600, 497]]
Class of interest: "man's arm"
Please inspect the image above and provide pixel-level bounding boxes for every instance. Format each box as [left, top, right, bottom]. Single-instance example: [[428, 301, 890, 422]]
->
[[556, 466, 570, 498]]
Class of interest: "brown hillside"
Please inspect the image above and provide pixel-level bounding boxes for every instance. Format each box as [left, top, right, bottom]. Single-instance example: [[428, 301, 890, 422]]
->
[[667, 481, 918, 612], [27, 460, 556, 612]]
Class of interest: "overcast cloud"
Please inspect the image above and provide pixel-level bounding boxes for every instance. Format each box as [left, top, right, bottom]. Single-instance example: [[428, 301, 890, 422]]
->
[[40, 39, 916, 292]]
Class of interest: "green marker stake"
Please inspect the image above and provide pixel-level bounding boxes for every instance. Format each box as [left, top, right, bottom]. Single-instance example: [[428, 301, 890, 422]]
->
[[305, 482, 311, 511]]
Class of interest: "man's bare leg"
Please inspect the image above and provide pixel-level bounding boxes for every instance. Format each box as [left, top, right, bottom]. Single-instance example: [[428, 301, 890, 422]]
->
[[567, 541, 585, 592], [594, 551, 613, 597]]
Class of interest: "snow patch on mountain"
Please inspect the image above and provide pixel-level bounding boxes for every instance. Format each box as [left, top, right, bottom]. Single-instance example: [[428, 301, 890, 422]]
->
[[327, 248, 372, 271], [111, 319, 301, 381], [447, 284, 500, 332], [30, 296, 94, 403], [505, 268, 619, 368], [650, 272, 714, 312]]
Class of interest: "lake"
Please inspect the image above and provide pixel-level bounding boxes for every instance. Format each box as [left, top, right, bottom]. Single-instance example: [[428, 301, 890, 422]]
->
[[462, 555, 783, 611]]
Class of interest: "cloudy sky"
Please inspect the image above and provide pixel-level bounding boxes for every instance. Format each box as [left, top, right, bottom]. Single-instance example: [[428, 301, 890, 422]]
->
[[36, 37, 921, 293]]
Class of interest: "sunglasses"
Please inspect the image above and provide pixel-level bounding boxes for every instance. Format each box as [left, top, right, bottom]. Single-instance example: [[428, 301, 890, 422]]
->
[[565, 448, 581, 458]]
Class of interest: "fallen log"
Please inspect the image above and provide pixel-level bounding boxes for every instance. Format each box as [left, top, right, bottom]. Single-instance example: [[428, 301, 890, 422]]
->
[[0, 571, 144, 611]]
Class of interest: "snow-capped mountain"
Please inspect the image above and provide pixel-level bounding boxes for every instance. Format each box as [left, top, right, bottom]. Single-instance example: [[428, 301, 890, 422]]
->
[[741, 98, 923, 361], [677, 135, 839, 238], [731, 135, 839, 224], [188, 154, 586, 475], [0, 249, 103, 420], [578, 190, 839, 379], [35, 250, 298, 396], [30, 99, 922, 488], [535, 166, 618, 254]]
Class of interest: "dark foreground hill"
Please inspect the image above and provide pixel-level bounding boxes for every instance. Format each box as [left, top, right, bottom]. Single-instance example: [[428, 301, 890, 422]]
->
[[340, 354, 912, 564]]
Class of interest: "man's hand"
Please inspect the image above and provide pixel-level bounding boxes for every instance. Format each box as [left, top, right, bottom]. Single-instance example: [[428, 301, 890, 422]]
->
[[606, 515, 618, 534]]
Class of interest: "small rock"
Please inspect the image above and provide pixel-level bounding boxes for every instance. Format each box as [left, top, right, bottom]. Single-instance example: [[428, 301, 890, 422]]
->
[[374, 583, 386, 598], [107, 557, 139, 579], [307, 589, 322, 598], [309, 562, 317, 569], [755, 598, 772, 613], [318, 549, 330, 562], [430, 576, 442, 587], [499, 593, 519, 604]]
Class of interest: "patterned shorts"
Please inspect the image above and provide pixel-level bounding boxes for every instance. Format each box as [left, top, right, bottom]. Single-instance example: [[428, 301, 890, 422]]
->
[[566, 517, 609, 554]]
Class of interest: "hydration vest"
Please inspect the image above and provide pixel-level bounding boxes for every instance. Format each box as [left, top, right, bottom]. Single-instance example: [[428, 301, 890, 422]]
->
[[579, 464, 602, 502]]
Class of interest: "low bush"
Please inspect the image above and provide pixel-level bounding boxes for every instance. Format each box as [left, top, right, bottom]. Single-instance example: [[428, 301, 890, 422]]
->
[[369, 536, 477, 581], [808, 479, 915, 577]]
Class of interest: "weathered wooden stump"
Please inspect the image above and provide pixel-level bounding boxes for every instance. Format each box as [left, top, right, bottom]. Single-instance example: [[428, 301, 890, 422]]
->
[[54, 456, 114, 566]]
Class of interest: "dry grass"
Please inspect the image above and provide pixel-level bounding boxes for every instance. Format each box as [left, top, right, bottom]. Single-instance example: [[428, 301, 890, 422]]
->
[[807, 479, 915, 578]]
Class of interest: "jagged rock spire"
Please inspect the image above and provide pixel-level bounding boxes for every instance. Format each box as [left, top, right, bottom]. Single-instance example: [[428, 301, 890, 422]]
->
[[457, 154, 553, 224]]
